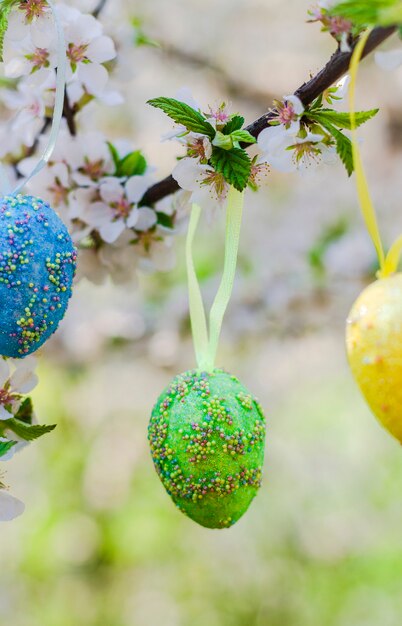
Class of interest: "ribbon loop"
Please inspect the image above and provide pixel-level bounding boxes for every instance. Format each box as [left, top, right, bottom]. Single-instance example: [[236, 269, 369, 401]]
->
[[186, 187, 245, 372], [0, 0, 67, 197], [350, 29, 402, 278]]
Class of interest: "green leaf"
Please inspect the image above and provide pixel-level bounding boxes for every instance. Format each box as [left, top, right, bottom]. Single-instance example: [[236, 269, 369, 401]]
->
[[334, 131, 354, 177], [5, 419, 56, 442], [119, 151, 147, 177], [319, 119, 354, 176], [156, 211, 175, 229], [14, 398, 34, 424], [212, 131, 234, 150], [210, 147, 252, 192], [0, 440, 17, 459], [107, 144, 148, 178], [0, 0, 19, 61], [222, 115, 245, 135], [107, 142, 120, 171], [310, 94, 323, 111], [309, 108, 379, 130], [148, 97, 216, 139], [230, 129, 256, 145]]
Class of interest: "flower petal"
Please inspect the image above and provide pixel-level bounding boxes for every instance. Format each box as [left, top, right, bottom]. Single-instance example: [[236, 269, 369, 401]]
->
[[172, 158, 208, 192], [284, 95, 304, 115], [135, 207, 157, 231], [0, 491, 25, 522], [126, 208, 139, 228], [100, 179, 124, 203], [0, 360, 10, 389], [86, 36, 116, 63], [78, 63, 109, 96], [125, 176, 150, 204], [10, 364, 38, 395], [0, 406, 12, 421], [99, 220, 126, 244]]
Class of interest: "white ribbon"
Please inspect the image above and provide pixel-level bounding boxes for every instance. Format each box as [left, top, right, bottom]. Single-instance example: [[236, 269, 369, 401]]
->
[[0, 0, 67, 196]]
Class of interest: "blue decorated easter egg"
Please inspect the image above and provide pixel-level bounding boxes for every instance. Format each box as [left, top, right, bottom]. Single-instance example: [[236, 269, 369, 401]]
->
[[0, 194, 77, 357]]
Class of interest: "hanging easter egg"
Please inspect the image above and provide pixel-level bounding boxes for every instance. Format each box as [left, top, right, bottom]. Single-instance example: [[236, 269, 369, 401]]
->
[[148, 368, 266, 529], [346, 273, 402, 443], [0, 194, 77, 358]]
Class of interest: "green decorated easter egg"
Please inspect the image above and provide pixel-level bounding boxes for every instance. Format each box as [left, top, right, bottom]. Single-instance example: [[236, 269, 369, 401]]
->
[[148, 369, 266, 529]]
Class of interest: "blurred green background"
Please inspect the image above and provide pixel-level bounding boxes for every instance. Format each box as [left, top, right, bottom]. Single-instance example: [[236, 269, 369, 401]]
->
[[2, 0, 402, 625]]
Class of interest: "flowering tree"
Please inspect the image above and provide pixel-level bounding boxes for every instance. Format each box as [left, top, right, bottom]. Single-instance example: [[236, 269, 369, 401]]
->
[[0, 0, 401, 519]]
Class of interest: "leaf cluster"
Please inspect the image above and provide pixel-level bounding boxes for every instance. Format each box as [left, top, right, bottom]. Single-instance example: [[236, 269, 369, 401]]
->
[[330, 0, 402, 27], [305, 97, 378, 176], [148, 97, 256, 192], [0, 398, 56, 459], [107, 143, 148, 178]]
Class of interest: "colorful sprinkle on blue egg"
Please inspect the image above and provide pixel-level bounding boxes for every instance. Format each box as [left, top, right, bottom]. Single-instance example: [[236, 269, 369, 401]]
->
[[0, 194, 77, 358]]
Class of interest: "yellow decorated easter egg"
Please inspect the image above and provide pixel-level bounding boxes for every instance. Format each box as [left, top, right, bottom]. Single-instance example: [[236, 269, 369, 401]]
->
[[346, 273, 402, 443]]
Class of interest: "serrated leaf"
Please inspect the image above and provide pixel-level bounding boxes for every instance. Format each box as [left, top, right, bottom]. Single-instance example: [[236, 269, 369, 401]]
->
[[119, 150, 147, 177], [5, 419, 56, 442], [230, 129, 256, 145], [0, 440, 17, 459], [210, 147, 252, 192], [14, 398, 33, 424], [222, 115, 245, 135], [148, 97, 216, 139], [319, 119, 354, 176], [0, 0, 19, 61], [309, 108, 379, 130], [335, 133, 354, 176]]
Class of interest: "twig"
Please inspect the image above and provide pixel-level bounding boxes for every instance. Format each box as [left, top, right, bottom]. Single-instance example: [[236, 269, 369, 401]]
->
[[140, 25, 396, 207], [93, 0, 108, 19], [63, 89, 77, 136]]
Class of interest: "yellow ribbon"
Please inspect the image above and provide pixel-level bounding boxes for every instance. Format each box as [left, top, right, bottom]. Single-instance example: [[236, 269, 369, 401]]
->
[[186, 187, 244, 372], [349, 29, 401, 278]]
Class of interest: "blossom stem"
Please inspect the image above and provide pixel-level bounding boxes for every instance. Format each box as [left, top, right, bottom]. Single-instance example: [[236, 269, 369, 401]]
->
[[140, 25, 395, 207]]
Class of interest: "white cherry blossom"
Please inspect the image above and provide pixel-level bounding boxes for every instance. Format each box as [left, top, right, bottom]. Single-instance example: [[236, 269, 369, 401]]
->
[[271, 95, 305, 134], [70, 131, 115, 186], [172, 157, 229, 215], [1, 80, 50, 148], [6, 2, 54, 48], [0, 357, 38, 422], [57, 5, 117, 98], [258, 127, 332, 173], [81, 176, 154, 244]]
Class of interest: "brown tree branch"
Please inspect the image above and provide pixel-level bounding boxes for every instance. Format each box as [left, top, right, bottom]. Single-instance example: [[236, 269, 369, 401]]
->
[[62, 88, 77, 136], [140, 25, 396, 207], [93, 0, 108, 19]]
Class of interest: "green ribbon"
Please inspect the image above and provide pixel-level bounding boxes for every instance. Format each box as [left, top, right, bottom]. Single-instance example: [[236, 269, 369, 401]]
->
[[186, 186, 245, 372]]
